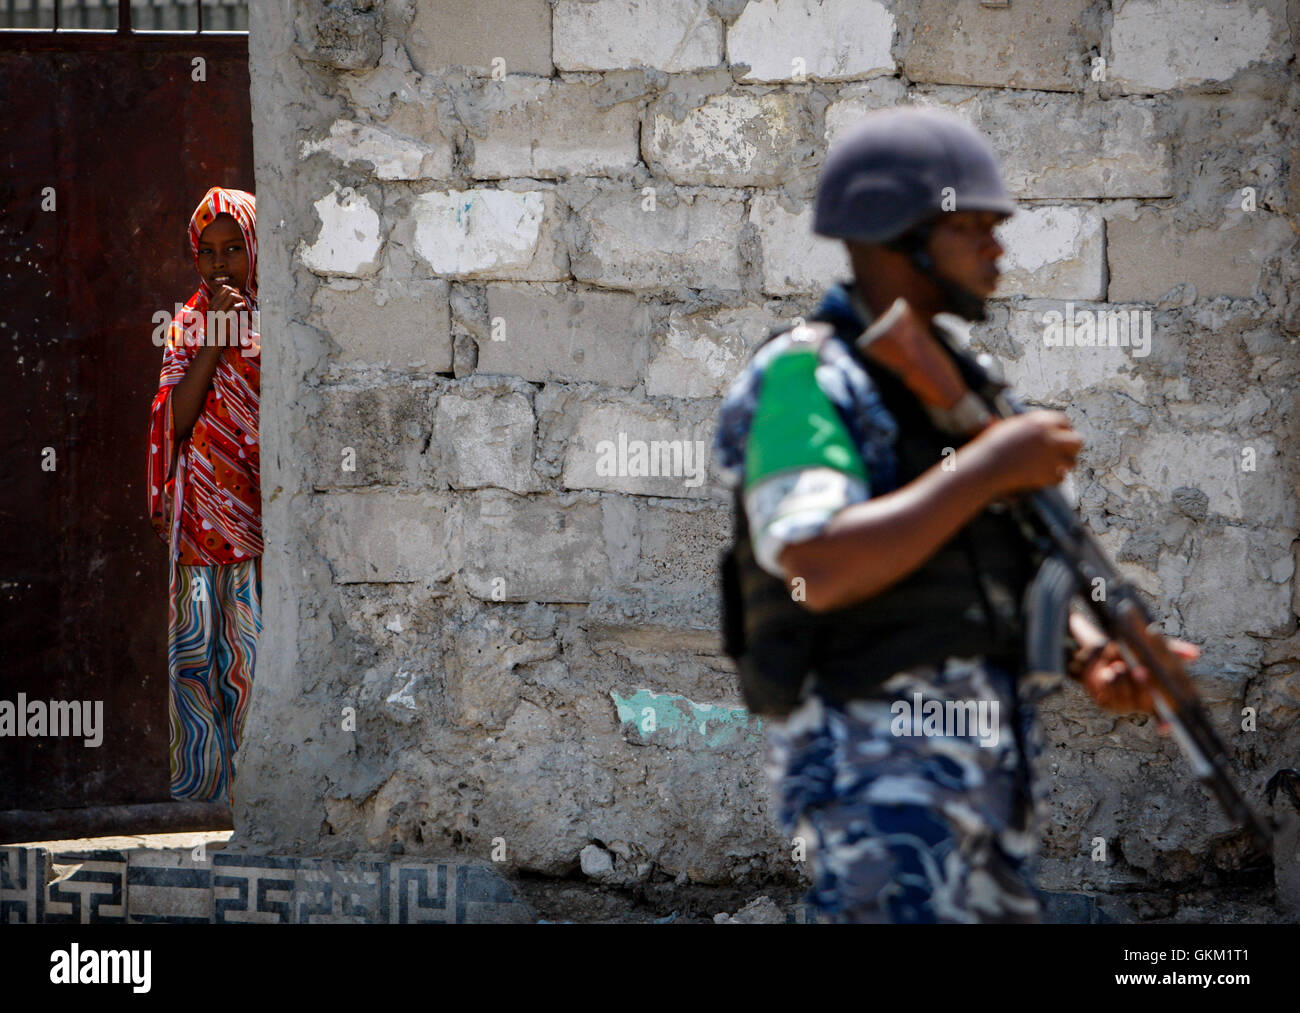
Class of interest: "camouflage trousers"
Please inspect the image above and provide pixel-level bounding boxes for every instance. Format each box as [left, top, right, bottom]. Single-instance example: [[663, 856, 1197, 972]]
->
[[764, 657, 1054, 923]]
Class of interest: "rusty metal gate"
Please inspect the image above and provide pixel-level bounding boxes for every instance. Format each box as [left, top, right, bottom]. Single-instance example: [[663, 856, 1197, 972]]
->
[[0, 2, 254, 836]]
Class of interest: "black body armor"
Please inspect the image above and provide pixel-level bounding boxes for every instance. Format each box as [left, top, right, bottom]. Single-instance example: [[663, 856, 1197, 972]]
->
[[720, 318, 1040, 715]]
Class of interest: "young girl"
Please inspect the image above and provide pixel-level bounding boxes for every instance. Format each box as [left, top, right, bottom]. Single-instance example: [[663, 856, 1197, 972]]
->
[[148, 187, 262, 805]]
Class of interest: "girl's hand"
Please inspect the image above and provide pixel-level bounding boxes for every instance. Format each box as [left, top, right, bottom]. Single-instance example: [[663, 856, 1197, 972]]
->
[[208, 284, 251, 353], [210, 283, 249, 316]]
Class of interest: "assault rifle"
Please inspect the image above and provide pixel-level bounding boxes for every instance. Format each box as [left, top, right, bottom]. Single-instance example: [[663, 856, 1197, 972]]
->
[[929, 315, 1275, 855]]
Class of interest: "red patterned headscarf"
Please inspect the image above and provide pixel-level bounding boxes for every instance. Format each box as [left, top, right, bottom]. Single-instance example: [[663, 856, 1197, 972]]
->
[[188, 187, 258, 302], [147, 187, 263, 568]]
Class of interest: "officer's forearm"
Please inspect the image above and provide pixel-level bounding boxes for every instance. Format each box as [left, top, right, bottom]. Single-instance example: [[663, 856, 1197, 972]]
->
[[777, 453, 1001, 613]]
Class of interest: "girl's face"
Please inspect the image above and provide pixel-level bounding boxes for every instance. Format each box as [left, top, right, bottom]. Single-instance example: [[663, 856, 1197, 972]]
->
[[196, 213, 250, 294]]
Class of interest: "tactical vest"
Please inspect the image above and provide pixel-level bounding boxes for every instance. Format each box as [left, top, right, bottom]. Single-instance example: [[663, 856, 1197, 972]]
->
[[720, 318, 1040, 715]]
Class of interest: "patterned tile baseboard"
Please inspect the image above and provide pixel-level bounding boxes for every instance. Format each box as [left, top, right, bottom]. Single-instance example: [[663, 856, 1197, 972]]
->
[[3, 846, 1107, 923], [45, 849, 129, 924], [0, 847, 44, 924], [0, 846, 533, 925]]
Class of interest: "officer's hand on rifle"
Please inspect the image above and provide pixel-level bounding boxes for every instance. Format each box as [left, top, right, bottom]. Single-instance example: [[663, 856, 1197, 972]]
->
[[856, 298, 1084, 491], [965, 411, 1084, 496], [1066, 612, 1201, 729], [860, 299, 1207, 729]]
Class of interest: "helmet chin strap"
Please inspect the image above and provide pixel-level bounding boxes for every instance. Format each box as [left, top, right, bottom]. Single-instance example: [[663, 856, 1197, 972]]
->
[[886, 222, 989, 323]]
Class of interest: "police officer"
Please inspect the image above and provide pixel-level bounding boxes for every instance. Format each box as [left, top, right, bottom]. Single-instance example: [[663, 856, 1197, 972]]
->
[[714, 107, 1197, 923]]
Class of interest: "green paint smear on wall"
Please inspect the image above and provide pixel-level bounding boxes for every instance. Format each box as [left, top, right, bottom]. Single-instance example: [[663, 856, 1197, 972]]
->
[[610, 688, 762, 747]]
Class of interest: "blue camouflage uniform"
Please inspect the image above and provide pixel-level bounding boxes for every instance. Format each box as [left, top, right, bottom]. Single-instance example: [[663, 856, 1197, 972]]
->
[[713, 281, 1052, 924]]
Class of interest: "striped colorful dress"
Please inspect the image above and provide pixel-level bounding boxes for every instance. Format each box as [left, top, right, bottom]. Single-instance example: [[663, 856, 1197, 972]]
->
[[147, 187, 262, 804]]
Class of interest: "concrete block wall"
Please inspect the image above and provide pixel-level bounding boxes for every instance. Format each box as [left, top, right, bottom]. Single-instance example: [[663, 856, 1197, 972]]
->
[[239, 0, 1300, 916]]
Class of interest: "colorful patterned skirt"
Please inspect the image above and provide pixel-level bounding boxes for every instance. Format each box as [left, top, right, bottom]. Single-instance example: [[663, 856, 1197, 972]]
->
[[167, 557, 261, 803]]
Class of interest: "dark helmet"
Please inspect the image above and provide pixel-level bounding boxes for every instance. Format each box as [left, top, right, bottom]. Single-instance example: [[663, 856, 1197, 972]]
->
[[814, 107, 1015, 321], [814, 106, 1015, 243]]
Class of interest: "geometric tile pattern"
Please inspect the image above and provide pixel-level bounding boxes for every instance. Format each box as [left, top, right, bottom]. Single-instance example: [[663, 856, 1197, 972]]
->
[[212, 853, 297, 924], [43, 850, 128, 924], [0, 846, 45, 924], [0, 848, 1121, 924], [127, 849, 214, 924], [1, 846, 536, 924], [295, 859, 389, 924]]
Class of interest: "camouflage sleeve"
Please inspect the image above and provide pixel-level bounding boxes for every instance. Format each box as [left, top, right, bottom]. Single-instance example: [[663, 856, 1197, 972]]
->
[[744, 339, 871, 577], [710, 330, 869, 579]]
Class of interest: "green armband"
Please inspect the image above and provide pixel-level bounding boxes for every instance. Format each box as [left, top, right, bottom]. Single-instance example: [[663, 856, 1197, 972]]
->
[[744, 345, 867, 492]]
